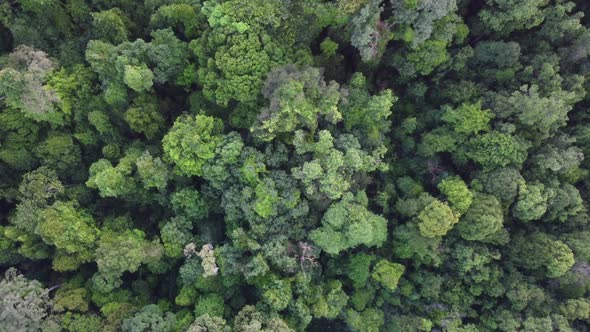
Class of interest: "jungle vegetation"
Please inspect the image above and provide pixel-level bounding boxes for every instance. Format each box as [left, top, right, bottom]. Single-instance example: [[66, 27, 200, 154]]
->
[[2, 0, 590, 331]]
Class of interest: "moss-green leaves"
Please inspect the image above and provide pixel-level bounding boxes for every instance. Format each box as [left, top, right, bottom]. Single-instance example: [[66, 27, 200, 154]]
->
[[163, 115, 224, 177], [371, 260, 405, 292]]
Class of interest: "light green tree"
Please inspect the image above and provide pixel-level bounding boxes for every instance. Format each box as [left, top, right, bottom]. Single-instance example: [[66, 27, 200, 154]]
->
[[163, 115, 224, 177]]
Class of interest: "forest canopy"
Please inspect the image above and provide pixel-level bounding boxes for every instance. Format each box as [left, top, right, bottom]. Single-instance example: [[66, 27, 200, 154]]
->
[[2, 0, 590, 331]]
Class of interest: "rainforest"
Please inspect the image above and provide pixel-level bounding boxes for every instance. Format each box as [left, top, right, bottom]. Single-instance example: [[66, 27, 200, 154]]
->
[[2, 0, 590, 331]]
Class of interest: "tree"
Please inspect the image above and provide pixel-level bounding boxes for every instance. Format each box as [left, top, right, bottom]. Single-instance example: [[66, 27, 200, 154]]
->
[[560, 298, 590, 321], [468, 41, 521, 85], [563, 231, 590, 263], [135, 151, 169, 190], [233, 305, 292, 332], [87, 148, 167, 199], [196, 243, 220, 277], [190, 0, 312, 106], [350, 0, 393, 63], [161, 218, 192, 258], [513, 182, 548, 222], [187, 314, 230, 332], [474, 167, 524, 207], [386, 0, 463, 78], [393, 224, 443, 267], [529, 135, 583, 176], [521, 315, 570, 332], [310, 192, 387, 255], [545, 183, 584, 223], [308, 280, 349, 319], [8, 166, 63, 242], [491, 85, 573, 142], [389, 0, 459, 47], [259, 274, 292, 312], [91, 8, 129, 44], [456, 194, 503, 242], [36, 201, 99, 271], [478, 0, 549, 35], [387, 315, 432, 332], [18, 166, 63, 206], [147, 28, 192, 85], [437, 176, 473, 214], [0, 45, 61, 124], [466, 131, 530, 169], [416, 199, 458, 238], [0, 268, 52, 332], [371, 259, 405, 292], [345, 308, 385, 332], [251, 66, 342, 141], [0, 108, 41, 172], [45, 64, 98, 122], [149, 3, 205, 40], [94, 229, 163, 291], [121, 304, 176, 332], [451, 243, 503, 297], [291, 131, 387, 201], [510, 232, 575, 278], [35, 133, 81, 175], [393, 39, 451, 77], [441, 102, 492, 135], [60, 312, 104, 332], [170, 188, 209, 220], [338, 0, 371, 14], [194, 293, 225, 318], [123, 64, 154, 92], [347, 253, 375, 288], [86, 160, 129, 197], [53, 286, 88, 313], [124, 96, 166, 139], [340, 73, 397, 147], [85, 30, 192, 101], [163, 115, 224, 177]]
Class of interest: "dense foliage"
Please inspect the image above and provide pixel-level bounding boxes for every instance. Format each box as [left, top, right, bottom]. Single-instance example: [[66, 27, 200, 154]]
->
[[1, 0, 590, 331]]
